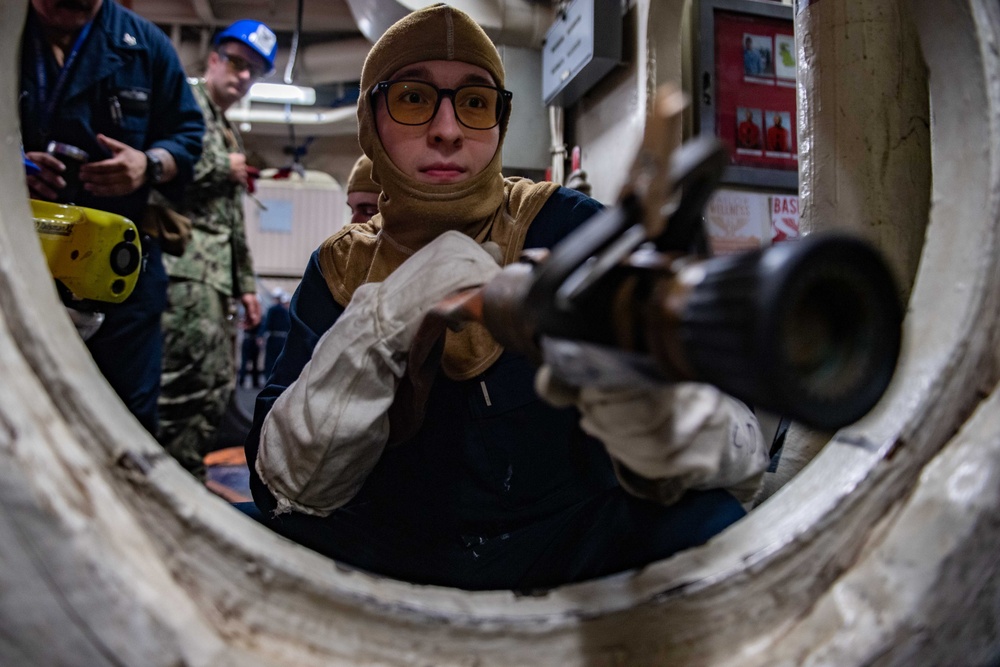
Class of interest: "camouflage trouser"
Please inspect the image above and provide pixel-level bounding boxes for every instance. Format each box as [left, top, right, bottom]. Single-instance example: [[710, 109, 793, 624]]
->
[[158, 280, 236, 478]]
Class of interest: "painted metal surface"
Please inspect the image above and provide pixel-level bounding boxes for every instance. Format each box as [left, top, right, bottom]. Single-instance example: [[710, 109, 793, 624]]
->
[[0, 0, 997, 664]]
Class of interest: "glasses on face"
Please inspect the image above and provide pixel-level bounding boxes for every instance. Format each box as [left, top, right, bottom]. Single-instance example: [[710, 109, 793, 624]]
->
[[219, 52, 267, 80], [373, 80, 512, 130]]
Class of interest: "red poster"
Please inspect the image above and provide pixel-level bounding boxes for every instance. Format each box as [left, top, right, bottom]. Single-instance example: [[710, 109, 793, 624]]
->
[[714, 10, 797, 173], [770, 194, 800, 242]]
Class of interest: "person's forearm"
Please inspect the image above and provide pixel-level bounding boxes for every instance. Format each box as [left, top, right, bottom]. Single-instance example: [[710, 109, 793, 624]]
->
[[231, 216, 257, 295], [256, 232, 503, 516], [257, 283, 397, 516]]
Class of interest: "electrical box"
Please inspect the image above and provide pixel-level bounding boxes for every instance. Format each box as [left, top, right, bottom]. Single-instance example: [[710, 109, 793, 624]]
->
[[541, 0, 622, 107], [501, 46, 549, 171]]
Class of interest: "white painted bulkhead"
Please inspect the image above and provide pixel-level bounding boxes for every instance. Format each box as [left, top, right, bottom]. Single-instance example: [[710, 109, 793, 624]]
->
[[0, 0, 998, 664]]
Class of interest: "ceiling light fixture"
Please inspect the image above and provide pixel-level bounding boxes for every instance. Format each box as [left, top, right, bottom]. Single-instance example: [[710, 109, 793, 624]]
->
[[247, 82, 317, 105], [225, 105, 356, 126]]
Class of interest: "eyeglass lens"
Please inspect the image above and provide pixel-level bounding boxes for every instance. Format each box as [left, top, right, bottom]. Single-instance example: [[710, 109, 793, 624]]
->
[[222, 53, 264, 79], [384, 81, 503, 130]]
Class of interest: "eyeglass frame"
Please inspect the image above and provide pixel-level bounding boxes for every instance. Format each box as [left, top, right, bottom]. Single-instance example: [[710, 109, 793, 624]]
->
[[371, 80, 513, 130], [216, 50, 269, 80]]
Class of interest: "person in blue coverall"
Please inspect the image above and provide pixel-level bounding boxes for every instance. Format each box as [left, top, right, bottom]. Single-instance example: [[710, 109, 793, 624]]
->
[[245, 4, 770, 591], [20, 0, 204, 435], [260, 289, 291, 379]]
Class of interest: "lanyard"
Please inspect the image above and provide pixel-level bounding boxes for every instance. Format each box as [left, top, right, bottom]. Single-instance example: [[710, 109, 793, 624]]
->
[[33, 19, 94, 135]]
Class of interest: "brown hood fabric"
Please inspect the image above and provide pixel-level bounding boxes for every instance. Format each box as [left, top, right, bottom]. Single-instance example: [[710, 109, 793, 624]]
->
[[355, 3, 513, 251], [319, 177, 558, 380], [356, 3, 510, 191], [317, 3, 560, 381], [346, 155, 379, 194]]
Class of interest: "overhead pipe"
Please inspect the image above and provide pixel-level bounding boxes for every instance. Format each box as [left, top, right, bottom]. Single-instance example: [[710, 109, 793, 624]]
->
[[173, 36, 373, 87], [283, 0, 305, 85], [280, 37, 373, 85], [167, 1, 550, 88], [178, 2, 552, 88], [190, 0, 216, 25], [169, 23, 182, 51]]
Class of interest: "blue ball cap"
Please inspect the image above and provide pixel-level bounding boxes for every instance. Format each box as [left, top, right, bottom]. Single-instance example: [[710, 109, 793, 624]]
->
[[214, 20, 278, 72]]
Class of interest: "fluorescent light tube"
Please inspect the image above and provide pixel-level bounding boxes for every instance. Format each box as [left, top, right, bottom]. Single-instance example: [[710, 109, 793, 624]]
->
[[248, 83, 317, 105], [225, 106, 356, 126]]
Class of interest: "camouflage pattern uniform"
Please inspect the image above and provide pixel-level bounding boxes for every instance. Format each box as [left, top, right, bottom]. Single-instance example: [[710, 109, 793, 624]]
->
[[159, 79, 257, 477]]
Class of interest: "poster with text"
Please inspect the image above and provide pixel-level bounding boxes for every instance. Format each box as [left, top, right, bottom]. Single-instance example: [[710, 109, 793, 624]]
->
[[705, 189, 771, 255], [770, 194, 800, 242]]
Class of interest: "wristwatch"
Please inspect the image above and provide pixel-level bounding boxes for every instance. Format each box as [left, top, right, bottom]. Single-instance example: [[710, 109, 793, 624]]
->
[[144, 150, 163, 184]]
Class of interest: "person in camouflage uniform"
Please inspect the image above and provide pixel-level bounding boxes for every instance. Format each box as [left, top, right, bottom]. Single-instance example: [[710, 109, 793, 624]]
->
[[158, 20, 277, 477]]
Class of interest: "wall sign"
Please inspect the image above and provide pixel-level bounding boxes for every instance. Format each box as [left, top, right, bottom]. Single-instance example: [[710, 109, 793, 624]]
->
[[698, 0, 797, 191], [704, 189, 801, 254], [258, 199, 293, 234]]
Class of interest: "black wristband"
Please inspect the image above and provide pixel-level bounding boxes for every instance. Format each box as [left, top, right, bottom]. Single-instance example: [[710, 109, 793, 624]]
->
[[144, 150, 163, 184]]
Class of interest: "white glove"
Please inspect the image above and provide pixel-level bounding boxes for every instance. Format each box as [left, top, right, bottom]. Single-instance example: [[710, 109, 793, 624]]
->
[[257, 231, 502, 516], [536, 367, 769, 505]]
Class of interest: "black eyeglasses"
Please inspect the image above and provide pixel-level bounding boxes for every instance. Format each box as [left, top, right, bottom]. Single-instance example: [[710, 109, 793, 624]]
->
[[219, 52, 267, 79], [372, 80, 512, 130]]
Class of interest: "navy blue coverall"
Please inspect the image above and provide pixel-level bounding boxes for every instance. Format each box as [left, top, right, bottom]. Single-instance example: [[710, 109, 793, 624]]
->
[[20, 0, 204, 434], [244, 188, 745, 591]]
